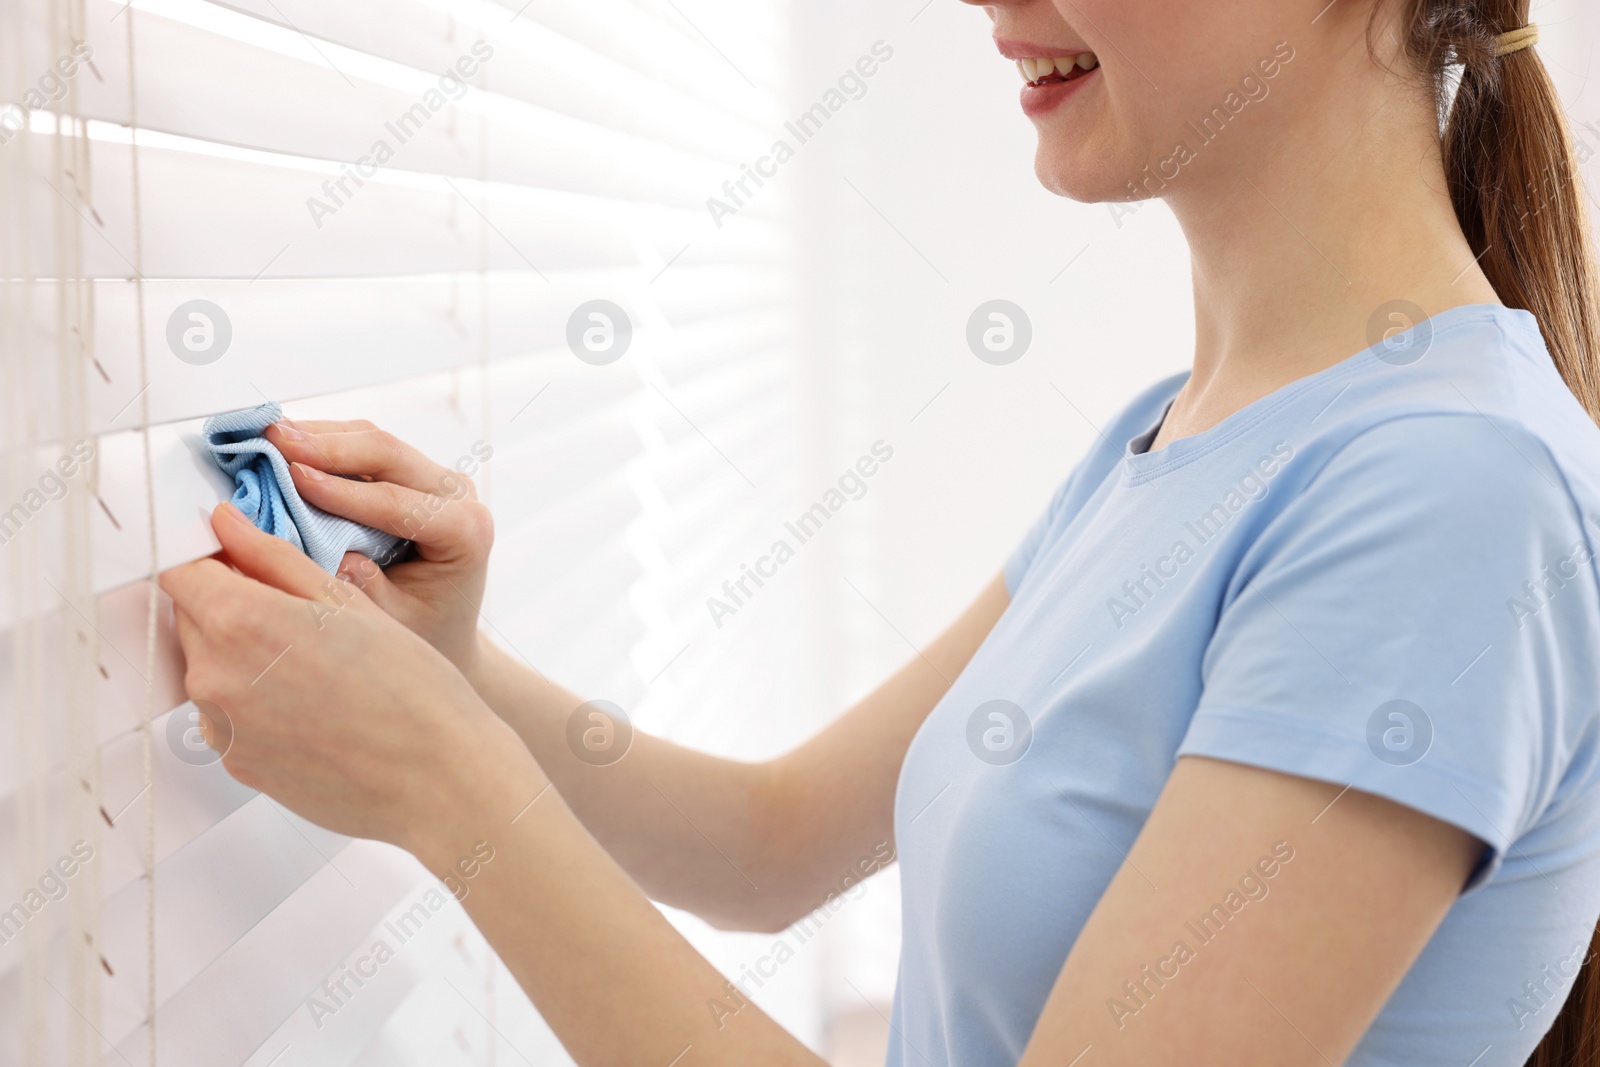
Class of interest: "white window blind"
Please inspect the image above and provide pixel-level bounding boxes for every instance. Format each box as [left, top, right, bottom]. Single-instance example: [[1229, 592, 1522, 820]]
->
[[1, 0, 811, 1062]]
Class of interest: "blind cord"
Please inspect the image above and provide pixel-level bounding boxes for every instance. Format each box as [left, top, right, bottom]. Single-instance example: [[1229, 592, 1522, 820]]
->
[[124, 5, 159, 1063], [473, 40, 497, 1066], [12, 4, 47, 1061], [63, 0, 101, 1061]]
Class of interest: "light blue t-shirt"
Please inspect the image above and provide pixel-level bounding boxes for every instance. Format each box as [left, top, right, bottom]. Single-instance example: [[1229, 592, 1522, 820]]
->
[[889, 304, 1600, 1066]]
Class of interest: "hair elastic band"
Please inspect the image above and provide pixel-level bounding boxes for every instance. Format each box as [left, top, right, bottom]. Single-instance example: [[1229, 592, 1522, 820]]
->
[[1492, 24, 1539, 57]]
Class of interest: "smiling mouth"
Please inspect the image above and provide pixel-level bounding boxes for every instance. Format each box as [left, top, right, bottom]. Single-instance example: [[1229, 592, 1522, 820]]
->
[[1016, 53, 1099, 87]]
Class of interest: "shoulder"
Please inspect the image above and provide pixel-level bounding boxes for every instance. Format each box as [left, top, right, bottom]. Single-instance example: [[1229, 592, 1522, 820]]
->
[[1277, 306, 1600, 526]]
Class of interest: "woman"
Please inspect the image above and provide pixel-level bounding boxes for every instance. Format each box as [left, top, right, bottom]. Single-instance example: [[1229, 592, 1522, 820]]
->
[[162, 0, 1600, 1063]]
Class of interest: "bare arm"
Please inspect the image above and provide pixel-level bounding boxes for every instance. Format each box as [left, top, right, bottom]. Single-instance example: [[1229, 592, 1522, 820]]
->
[[260, 416, 1010, 931], [162, 508, 1480, 1067], [1019, 756, 1479, 1066], [404, 697, 1476, 1067], [162, 514, 827, 1066], [462, 573, 1010, 931]]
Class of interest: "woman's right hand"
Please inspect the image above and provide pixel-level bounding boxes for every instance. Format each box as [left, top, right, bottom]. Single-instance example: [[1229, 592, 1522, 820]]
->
[[263, 418, 495, 680]]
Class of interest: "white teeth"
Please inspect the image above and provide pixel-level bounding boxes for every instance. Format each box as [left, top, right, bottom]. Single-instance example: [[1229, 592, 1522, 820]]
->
[[1017, 55, 1098, 84]]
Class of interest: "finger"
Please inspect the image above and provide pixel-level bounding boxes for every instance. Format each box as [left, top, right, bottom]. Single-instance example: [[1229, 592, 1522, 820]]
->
[[160, 555, 251, 620], [287, 464, 490, 561], [264, 423, 465, 497], [172, 601, 204, 656], [268, 419, 378, 483], [209, 501, 346, 602], [337, 551, 405, 615], [172, 603, 214, 702], [277, 418, 375, 434]]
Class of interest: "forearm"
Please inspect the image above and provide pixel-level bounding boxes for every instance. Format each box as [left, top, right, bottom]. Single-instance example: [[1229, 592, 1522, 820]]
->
[[417, 748, 822, 1067], [458, 573, 1012, 931], [464, 635, 789, 928]]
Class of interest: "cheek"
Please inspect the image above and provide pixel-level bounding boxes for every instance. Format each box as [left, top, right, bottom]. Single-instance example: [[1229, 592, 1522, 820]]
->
[[1031, 5, 1173, 199], [1033, 0, 1261, 202], [1030, 67, 1155, 202]]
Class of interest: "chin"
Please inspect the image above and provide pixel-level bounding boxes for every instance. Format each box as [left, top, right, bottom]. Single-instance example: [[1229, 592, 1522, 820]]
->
[[1032, 141, 1144, 204]]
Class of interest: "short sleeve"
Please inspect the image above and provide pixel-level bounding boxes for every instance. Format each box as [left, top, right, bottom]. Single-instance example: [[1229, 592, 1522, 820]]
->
[[1178, 414, 1600, 890]]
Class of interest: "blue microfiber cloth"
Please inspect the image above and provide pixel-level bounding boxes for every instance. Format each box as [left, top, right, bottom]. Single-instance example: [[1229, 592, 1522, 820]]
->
[[202, 402, 410, 574]]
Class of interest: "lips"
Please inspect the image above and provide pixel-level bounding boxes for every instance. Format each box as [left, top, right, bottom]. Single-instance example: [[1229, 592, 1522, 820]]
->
[[994, 36, 1090, 60], [1011, 53, 1100, 117], [996, 39, 1101, 118], [1018, 63, 1099, 118]]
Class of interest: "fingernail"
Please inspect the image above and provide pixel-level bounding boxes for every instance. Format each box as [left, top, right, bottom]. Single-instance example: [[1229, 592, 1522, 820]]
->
[[218, 502, 249, 525], [293, 461, 325, 482], [275, 421, 306, 441]]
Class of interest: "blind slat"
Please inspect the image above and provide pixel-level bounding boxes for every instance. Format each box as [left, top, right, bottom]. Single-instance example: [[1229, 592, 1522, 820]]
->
[[14, 273, 775, 444], [64, 0, 762, 199], [211, 0, 781, 126], [116, 840, 424, 1061], [20, 129, 648, 279]]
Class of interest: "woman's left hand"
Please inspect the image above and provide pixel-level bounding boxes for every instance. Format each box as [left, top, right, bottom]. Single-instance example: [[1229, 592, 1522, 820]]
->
[[160, 502, 540, 858]]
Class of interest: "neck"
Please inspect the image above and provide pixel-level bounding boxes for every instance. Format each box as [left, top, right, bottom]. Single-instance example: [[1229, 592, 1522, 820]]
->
[[1153, 27, 1500, 446]]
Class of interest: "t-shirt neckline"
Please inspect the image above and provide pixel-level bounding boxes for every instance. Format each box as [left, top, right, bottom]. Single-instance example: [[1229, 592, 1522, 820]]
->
[[1118, 302, 1540, 482]]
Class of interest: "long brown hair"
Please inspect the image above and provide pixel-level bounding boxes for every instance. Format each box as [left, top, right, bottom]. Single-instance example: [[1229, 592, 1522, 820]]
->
[[1374, 1, 1600, 1062], [1380, 0, 1600, 419]]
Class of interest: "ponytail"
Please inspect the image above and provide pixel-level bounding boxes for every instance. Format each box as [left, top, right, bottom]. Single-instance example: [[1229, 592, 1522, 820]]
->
[[1382, 0, 1600, 422], [1445, 5, 1600, 421], [1377, 2, 1600, 1062], [1528, 915, 1600, 1066]]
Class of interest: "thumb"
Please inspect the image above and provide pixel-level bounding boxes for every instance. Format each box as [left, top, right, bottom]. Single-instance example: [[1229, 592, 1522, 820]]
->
[[211, 502, 344, 603], [337, 551, 404, 614]]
